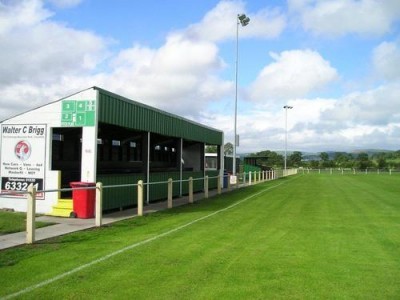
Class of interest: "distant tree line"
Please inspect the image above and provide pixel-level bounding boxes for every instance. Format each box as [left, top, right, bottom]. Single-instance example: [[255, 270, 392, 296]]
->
[[206, 144, 400, 170], [247, 150, 400, 170]]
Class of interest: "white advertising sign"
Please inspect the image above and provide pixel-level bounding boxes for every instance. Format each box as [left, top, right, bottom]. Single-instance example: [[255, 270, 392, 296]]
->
[[1, 124, 46, 199], [230, 175, 237, 185]]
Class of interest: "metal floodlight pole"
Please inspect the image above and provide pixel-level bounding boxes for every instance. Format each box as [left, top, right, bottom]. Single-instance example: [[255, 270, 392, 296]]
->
[[283, 105, 293, 171], [233, 13, 250, 176]]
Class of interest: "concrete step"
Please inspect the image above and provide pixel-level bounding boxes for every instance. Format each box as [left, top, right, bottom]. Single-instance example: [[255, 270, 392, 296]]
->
[[55, 199, 73, 209], [47, 199, 73, 217]]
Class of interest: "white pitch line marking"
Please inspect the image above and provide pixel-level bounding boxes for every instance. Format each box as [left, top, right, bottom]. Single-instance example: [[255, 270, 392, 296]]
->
[[2, 179, 296, 299]]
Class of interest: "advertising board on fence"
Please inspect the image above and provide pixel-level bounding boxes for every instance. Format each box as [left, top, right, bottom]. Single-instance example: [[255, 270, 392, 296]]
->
[[0, 124, 46, 199]]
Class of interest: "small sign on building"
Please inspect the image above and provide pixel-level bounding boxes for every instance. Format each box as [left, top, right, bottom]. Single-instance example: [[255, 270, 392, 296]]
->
[[0, 124, 46, 199], [61, 100, 96, 127]]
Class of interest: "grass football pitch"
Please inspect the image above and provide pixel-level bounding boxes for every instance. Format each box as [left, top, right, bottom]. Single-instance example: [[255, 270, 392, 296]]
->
[[1, 174, 399, 299]]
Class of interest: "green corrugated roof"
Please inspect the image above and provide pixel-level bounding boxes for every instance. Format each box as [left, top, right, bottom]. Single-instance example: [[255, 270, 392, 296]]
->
[[96, 87, 223, 145]]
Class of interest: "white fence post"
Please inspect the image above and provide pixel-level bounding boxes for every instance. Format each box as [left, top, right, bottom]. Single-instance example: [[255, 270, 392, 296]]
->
[[137, 180, 143, 216], [95, 182, 103, 227], [26, 183, 36, 244]]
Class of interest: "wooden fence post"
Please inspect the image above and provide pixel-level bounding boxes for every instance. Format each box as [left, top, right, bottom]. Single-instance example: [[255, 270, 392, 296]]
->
[[204, 176, 209, 199], [189, 177, 193, 203], [168, 178, 173, 209], [95, 182, 103, 227], [217, 175, 221, 194], [137, 180, 143, 216]]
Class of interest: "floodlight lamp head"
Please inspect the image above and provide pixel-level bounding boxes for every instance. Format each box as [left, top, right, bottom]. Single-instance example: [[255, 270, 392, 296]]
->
[[238, 14, 250, 26], [241, 16, 250, 26], [238, 14, 246, 21]]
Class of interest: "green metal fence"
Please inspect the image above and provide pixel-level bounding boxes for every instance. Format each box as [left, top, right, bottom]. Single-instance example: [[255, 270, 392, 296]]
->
[[98, 170, 220, 211]]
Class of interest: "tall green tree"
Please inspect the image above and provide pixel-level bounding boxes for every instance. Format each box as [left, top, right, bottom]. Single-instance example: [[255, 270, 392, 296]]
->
[[356, 152, 372, 170], [319, 152, 332, 168], [289, 151, 303, 167], [224, 142, 233, 155], [376, 157, 387, 169], [333, 152, 353, 168], [309, 160, 319, 169], [205, 145, 217, 153], [319, 152, 329, 161], [248, 150, 283, 168]]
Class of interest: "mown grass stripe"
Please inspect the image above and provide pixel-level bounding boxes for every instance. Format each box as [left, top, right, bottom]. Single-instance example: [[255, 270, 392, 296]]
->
[[1, 178, 294, 300]]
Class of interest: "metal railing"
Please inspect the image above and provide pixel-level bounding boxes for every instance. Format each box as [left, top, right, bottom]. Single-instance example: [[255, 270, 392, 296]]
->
[[300, 168, 400, 175], [0, 169, 299, 245]]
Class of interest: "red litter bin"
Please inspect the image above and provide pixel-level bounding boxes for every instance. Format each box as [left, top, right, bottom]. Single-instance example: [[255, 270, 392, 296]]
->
[[70, 182, 96, 219]]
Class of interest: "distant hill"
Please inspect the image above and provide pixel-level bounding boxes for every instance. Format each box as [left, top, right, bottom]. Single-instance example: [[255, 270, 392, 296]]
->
[[352, 149, 394, 155]]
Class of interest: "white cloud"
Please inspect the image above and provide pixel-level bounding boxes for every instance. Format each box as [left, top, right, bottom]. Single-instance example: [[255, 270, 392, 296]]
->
[[0, 0, 109, 87], [201, 97, 337, 153], [0, 0, 52, 34], [289, 0, 400, 36], [0, 0, 398, 153], [283, 83, 400, 151], [98, 33, 232, 116], [0, 0, 257, 121], [250, 49, 338, 102], [203, 82, 400, 153], [0, 76, 99, 122], [246, 8, 287, 39], [320, 83, 400, 126], [0, 0, 110, 119], [373, 41, 400, 80], [185, 0, 286, 41]]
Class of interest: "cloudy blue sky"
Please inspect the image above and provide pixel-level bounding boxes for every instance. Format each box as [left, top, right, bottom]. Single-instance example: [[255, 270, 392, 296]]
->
[[1, 0, 400, 153]]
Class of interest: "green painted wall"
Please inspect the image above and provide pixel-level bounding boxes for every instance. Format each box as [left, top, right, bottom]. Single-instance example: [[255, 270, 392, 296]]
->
[[98, 170, 220, 211]]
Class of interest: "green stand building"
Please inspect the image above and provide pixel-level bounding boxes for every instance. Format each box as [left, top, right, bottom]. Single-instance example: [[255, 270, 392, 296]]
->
[[0, 87, 224, 215]]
